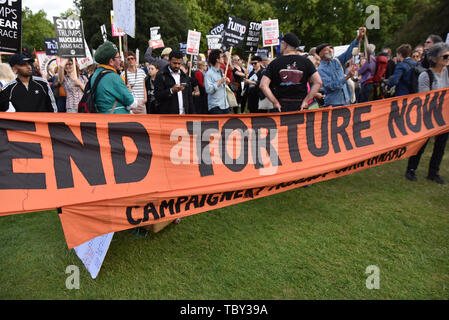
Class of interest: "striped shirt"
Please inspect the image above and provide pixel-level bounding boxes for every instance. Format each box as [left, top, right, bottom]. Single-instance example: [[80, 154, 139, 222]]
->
[[121, 69, 146, 102]]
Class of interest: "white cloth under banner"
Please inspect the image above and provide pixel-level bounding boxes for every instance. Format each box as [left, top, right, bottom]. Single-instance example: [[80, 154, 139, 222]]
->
[[74, 232, 114, 279]]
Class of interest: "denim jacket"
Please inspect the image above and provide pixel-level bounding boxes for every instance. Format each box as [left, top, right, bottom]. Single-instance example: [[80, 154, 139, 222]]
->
[[318, 38, 359, 106], [204, 66, 229, 110]]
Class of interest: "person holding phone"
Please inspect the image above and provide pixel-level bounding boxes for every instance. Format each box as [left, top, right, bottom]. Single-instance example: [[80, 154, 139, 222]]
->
[[154, 50, 194, 114]]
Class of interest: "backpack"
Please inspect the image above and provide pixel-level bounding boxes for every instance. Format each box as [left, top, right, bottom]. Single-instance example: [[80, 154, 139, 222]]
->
[[366, 55, 388, 84], [404, 60, 426, 94], [78, 69, 114, 113]]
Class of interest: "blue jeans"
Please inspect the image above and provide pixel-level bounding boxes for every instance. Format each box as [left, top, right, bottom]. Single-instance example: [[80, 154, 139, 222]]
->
[[209, 107, 231, 114]]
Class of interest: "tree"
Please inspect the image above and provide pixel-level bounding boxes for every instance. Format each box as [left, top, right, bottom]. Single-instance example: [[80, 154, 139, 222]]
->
[[21, 7, 55, 52]]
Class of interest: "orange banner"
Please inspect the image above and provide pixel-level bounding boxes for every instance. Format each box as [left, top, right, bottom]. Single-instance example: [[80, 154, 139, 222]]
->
[[1, 89, 448, 248]]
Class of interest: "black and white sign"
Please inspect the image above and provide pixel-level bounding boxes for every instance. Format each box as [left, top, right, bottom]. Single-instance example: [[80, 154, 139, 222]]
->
[[245, 21, 262, 53], [209, 22, 225, 36], [0, 0, 22, 53], [179, 42, 187, 54], [100, 24, 108, 43], [222, 16, 247, 49], [206, 35, 222, 50], [44, 38, 58, 56], [54, 17, 86, 58]]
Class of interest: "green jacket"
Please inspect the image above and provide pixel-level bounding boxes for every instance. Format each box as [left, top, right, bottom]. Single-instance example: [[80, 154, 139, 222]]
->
[[92, 65, 134, 114]]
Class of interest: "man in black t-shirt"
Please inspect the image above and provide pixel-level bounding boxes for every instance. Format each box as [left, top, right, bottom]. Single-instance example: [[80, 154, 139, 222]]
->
[[260, 33, 322, 112]]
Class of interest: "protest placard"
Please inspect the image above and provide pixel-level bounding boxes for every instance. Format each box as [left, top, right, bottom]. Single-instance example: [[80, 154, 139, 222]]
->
[[262, 19, 279, 47], [112, 0, 135, 38], [246, 21, 262, 53], [222, 15, 247, 49], [209, 22, 225, 36], [150, 26, 164, 49], [35, 51, 57, 79], [53, 17, 86, 58], [186, 30, 201, 55], [206, 35, 222, 50], [110, 10, 125, 37], [44, 38, 58, 56], [77, 39, 94, 70], [100, 24, 108, 43], [0, 0, 22, 53], [179, 42, 187, 54]]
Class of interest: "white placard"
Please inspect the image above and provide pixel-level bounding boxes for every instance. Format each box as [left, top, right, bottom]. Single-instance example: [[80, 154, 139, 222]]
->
[[74, 232, 114, 279], [262, 19, 279, 47], [446, 33, 449, 44], [112, 0, 135, 38], [206, 35, 222, 50], [77, 39, 94, 70], [187, 30, 201, 55]]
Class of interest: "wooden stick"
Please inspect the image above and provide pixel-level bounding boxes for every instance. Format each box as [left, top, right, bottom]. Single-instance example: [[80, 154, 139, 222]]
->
[[224, 46, 233, 80], [124, 34, 128, 85], [189, 54, 193, 77]]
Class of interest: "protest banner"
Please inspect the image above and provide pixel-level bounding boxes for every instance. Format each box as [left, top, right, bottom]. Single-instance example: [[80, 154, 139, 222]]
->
[[222, 15, 247, 49], [206, 35, 222, 50], [1, 89, 448, 249], [53, 17, 86, 59], [76, 39, 94, 70], [35, 51, 57, 79], [112, 0, 135, 38], [0, 0, 21, 53], [223, 15, 247, 75], [110, 10, 125, 37], [100, 24, 108, 43], [262, 19, 279, 48], [245, 21, 262, 53], [44, 38, 58, 56], [209, 22, 225, 36], [179, 42, 187, 54], [149, 27, 164, 49], [186, 30, 201, 56]]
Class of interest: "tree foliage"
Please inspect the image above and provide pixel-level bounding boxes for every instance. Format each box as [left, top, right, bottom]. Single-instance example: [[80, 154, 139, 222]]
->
[[18, 0, 444, 62], [21, 7, 55, 52]]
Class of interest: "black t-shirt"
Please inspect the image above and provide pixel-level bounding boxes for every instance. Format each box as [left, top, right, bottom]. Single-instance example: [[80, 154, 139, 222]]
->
[[264, 54, 316, 100]]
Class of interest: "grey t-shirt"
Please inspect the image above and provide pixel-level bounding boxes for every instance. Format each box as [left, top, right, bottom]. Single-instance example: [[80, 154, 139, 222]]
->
[[418, 67, 449, 92]]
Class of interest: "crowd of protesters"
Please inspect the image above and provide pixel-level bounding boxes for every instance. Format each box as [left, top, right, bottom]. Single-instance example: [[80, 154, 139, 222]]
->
[[0, 28, 448, 184]]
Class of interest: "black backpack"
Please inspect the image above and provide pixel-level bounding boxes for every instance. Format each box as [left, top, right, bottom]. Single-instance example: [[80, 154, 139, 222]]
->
[[404, 60, 425, 94], [78, 69, 114, 113]]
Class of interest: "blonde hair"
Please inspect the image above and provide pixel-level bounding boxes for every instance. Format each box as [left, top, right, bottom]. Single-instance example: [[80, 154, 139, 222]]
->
[[0, 63, 16, 83]]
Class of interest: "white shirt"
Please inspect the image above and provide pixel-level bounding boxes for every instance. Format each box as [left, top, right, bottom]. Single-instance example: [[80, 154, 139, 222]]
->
[[169, 67, 184, 115]]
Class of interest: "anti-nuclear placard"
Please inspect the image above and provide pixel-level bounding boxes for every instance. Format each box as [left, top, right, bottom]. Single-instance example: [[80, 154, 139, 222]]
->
[[0, 0, 22, 53], [54, 17, 86, 58]]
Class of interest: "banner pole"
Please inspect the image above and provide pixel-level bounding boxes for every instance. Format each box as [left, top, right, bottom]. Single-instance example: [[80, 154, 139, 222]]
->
[[123, 34, 128, 85], [224, 46, 233, 80], [189, 54, 193, 77]]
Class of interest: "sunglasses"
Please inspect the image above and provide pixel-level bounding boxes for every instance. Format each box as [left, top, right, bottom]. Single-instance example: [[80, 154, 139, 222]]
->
[[442, 54, 449, 60], [251, 62, 258, 65], [127, 57, 135, 60]]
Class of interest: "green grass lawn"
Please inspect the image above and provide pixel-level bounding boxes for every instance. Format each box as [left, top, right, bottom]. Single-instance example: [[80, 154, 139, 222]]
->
[[0, 141, 448, 300]]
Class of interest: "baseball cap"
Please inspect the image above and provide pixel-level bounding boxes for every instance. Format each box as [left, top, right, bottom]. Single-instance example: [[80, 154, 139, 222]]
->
[[316, 43, 331, 55], [9, 53, 34, 68], [281, 33, 301, 48], [161, 47, 172, 57]]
